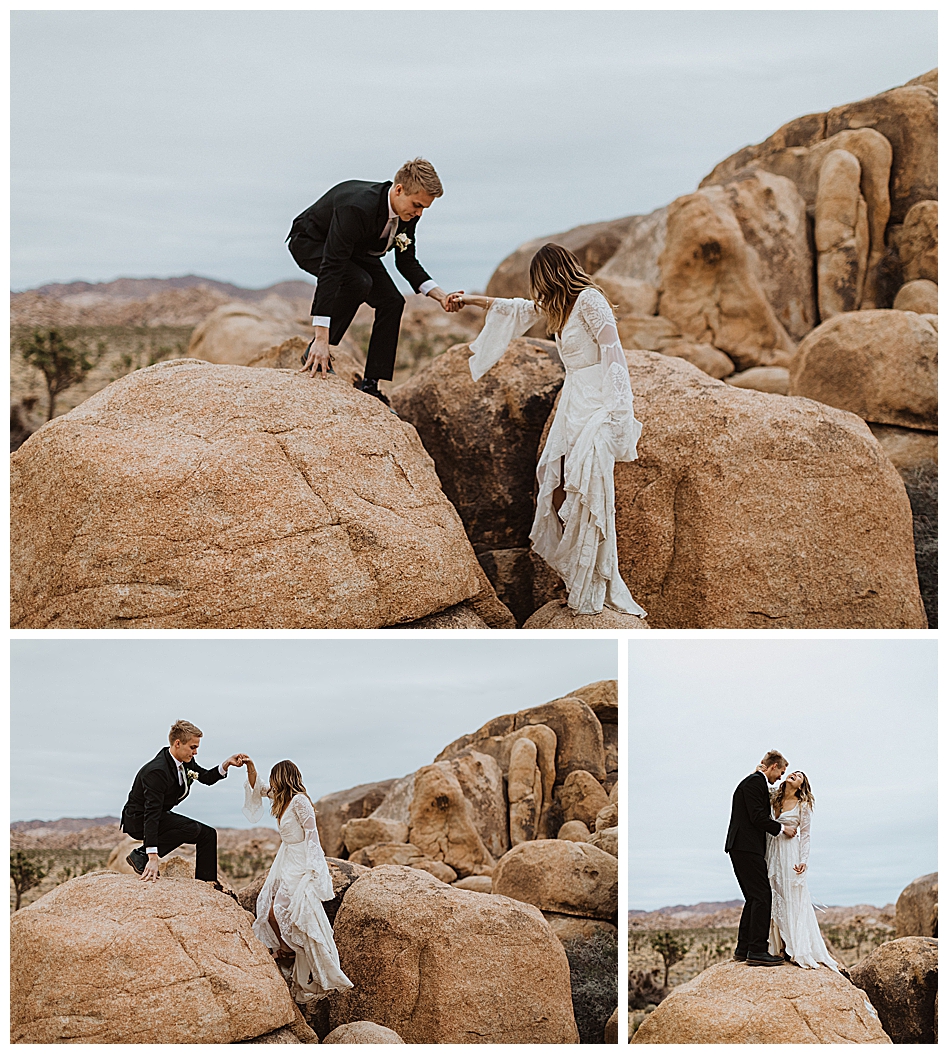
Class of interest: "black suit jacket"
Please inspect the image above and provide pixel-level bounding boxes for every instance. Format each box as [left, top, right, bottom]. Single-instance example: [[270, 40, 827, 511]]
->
[[287, 180, 432, 317], [724, 771, 782, 855], [121, 747, 226, 849]]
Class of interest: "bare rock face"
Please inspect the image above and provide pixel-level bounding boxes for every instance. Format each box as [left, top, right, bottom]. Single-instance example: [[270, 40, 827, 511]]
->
[[898, 200, 938, 283], [660, 342, 735, 379], [557, 770, 611, 829], [249, 334, 366, 386], [789, 310, 937, 432], [631, 960, 891, 1044], [596, 207, 669, 289], [544, 914, 617, 944], [11, 361, 511, 629], [346, 843, 457, 884], [391, 340, 564, 551], [725, 366, 790, 395], [507, 737, 543, 846], [187, 302, 310, 366], [323, 1021, 405, 1044], [314, 779, 398, 859], [867, 424, 938, 475], [329, 866, 579, 1043], [342, 818, 409, 855], [557, 820, 591, 842], [848, 937, 938, 1044], [594, 802, 618, 832], [452, 875, 493, 893], [491, 839, 618, 920], [616, 350, 926, 628], [617, 314, 682, 351], [895, 872, 938, 938], [893, 278, 938, 314], [11, 872, 297, 1043], [604, 1008, 619, 1044], [399, 603, 489, 629], [815, 149, 870, 319], [588, 826, 618, 857], [557, 681, 618, 784], [595, 274, 659, 317], [522, 600, 650, 630], [434, 750, 509, 861], [408, 765, 495, 878]]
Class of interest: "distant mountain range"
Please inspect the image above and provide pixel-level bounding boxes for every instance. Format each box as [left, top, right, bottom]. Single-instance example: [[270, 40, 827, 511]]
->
[[19, 275, 312, 303], [11, 816, 120, 833], [629, 900, 744, 917]]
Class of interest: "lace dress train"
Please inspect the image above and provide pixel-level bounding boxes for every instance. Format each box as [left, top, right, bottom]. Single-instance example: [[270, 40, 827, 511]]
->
[[243, 780, 352, 1004], [468, 288, 646, 616]]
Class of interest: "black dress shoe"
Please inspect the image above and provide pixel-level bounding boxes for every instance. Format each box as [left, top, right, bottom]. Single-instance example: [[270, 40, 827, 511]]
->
[[355, 377, 392, 406], [732, 950, 748, 962], [746, 952, 785, 967], [126, 847, 147, 875]]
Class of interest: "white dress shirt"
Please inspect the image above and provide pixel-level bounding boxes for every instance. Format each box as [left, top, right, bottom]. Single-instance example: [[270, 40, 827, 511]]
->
[[145, 760, 227, 854]]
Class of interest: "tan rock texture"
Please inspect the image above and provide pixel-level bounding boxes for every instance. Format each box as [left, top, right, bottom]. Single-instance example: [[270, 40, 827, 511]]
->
[[595, 802, 619, 832], [849, 937, 938, 1044], [725, 366, 790, 395], [508, 737, 543, 846], [596, 207, 669, 288], [604, 1008, 619, 1044], [895, 872, 938, 938], [789, 310, 937, 431], [433, 750, 509, 860], [323, 1021, 405, 1043], [391, 339, 564, 550], [522, 600, 650, 630], [558, 770, 611, 829], [329, 866, 579, 1043], [815, 149, 870, 319], [588, 827, 618, 857], [561, 680, 618, 724], [249, 334, 366, 386], [492, 839, 618, 920], [543, 913, 618, 944], [898, 200, 938, 283], [595, 274, 659, 317], [187, 302, 309, 366], [342, 817, 409, 855], [408, 765, 495, 878], [557, 820, 592, 842], [616, 314, 682, 351], [867, 424, 938, 474], [660, 342, 735, 379], [11, 360, 511, 629], [631, 960, 891, 1043], [452, 875, 494, 893], [399, 603, 489, 629], [346, 842, 455, 884], [11, 872, 297, 1043], [314, 779, 397, 859], [615, 350, 926, 628], [893, 278, 938, 314]]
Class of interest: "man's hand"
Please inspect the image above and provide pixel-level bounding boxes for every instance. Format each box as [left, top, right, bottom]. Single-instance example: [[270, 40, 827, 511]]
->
[[300, 331, 333, 377], [782, 825, 797, 838], [222, 753, 244, 772], [794, 862, 807, 874], [141, 854, 160, 882], [426, 287, 464, 313]]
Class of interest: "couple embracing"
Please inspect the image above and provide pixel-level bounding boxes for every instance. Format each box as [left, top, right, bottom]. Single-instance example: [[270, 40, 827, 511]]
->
[[121, 720, 352, 1006], [725, 750, 839, 971]]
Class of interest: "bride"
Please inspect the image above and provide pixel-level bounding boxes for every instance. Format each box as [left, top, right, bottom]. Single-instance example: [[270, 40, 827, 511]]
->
[[767, 771, 840, 970], [451, 243, 646, 619], [242, 758, 353, 1004]]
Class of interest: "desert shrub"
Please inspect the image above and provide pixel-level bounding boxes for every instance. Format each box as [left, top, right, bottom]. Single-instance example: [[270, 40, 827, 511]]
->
[[19, 328, 104, 420], [649, 931, 693, 987], [629, 967, 668, 1010], [563, 928, 618, 1044], [901, 461, 937, 628]]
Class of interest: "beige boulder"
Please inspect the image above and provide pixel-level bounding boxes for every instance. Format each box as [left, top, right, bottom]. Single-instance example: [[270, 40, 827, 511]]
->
[[895, 872, 938, 938], [725, 366, 790, 395], [342, 818, 409, 855], [893, 278, 938, 314], [815, 149, 870, 319], [594, 802, 618, 831], [543, 913, 618, 944], [408, 765, 495, 878], [558, 681, 618, 782], [11, 361, 511, 629], [898, 200, 938, 283], [315, 779, 398, 859], [558, 770, 610, 828], [329, 866, 579, 1043], [347, 842, 457, 883], [492, 839, 618, 920], [588, 827, 618, 857], [11, 872, 297, 1043], [631, 960, 890, 1043], [249, 334, 366, 385], [433, 749, 509, 860], [596, 274, 659, 317], [508, 737, 543, 846], [615, 350, 926, 628], [365, 774, 416, 826], [399, 603, 488, 628], [604, 1008, 619, 1044], [789, 310, 937, 431], [557, 820, 591, 842], [452, 875, 493, 893], [609, 782, 619, 805], [867, 424, 938, 474], [392, 339, 564, 551], [849, 937, 938, 1044], [616, 314, 682, 351], [660, 342, 735, 379], [187, 302, 309, 366], [522, 600, 650, 630], [596, 206, 669, 288], [323, 1021, 405, 1043]]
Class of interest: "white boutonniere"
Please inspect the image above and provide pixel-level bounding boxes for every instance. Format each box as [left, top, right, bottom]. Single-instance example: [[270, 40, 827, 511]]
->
[[186, 769, 200, 783], [394, 233, 412, 252]]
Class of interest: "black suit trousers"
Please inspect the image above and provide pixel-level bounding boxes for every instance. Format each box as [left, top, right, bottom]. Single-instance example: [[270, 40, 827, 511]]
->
[[729, 850, 772, 956], [288, 235, 405, 381], [123, 810, 218, 882]]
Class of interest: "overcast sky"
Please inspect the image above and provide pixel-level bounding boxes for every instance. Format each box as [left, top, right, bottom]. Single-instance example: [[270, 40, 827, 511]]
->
[[11, 10, 936, 293], [11, 638, 616, 828], [629, 639, 936, 910]]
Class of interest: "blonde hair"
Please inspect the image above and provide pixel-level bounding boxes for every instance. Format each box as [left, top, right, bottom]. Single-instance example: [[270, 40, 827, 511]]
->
[[268, 760, 314, 823], [760, 750, 788, 770], [772, 771, 816, 816], [528, 243, 611, 336], [169, 719, 202, 746], [394, 158, 443, 198]]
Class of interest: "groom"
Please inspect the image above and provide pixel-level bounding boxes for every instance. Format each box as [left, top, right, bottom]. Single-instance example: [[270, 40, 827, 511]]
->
[[287, 157, 462, 405], [725, 750, 796, 967], [120, 719, 245, 887]]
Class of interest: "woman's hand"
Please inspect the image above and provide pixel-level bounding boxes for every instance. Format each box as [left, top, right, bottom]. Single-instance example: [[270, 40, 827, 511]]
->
[[449, 293, 492, 311], [794, 862, 807, 874]]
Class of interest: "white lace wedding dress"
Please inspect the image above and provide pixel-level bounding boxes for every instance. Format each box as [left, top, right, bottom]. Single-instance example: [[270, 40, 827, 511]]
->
[[766, 803, 839, 970], [468, 287, 646, 617], [243, 780, 353, 1004]]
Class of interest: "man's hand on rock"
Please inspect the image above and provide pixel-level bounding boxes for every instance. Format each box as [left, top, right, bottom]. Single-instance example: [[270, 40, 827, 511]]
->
[[300, 333, 332, 377], [141, 855, 160, 882]]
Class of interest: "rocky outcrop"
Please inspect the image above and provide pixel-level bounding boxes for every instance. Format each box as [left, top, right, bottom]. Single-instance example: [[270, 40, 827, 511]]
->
[[659, 342, 735, 379], [789, 310, 937, 432], [725, 366, 790, 395], [895, 872, 938, 938], [892, 278, 938, 313], [314, 779, 397, 859], [347, 843, 457, 884], [491, 840, 618, 921], [434, 750, 509, 860], [507, 737, 543, 846], [323, 1021, 405, 1043], [631, 960, 891, 1043], [408, 765, 495, 878], [328, 866, 579, 1043], [341, 818, 409, 855], [849, 937, 938, 1043], [11, 360, 513, 629], [11, 872, 297, 1043], [187, 302, 310, 366], [615, 350, 926, 628], [557, 770, 610, 829], [557, 820, 591, 842], [815, 149, 870, 319], [897, 200, 937, 283]]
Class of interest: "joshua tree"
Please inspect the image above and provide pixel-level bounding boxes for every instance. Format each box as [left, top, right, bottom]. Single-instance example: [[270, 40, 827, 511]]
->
[[10, 851, 50, 911], [19, 328, 103, 420], [650, 931, 693, 988]]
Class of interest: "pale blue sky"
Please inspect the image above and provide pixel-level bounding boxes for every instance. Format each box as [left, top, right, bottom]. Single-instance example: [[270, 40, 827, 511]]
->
[[629, 639, 937, 909], [10, 638, 616, 829], [11, 10, 936, 292]]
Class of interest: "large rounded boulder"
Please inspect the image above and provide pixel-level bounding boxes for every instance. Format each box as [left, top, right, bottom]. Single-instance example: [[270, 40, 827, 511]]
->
[[614, 350, 926, 628], [849, 937, 938, 1044], [328, 865, 579, 1043], [11, 360, 512, 628], [11, 872, 298, 1043], [187, 302, 310, 366], [631, 960, 890, 1043], [895, 872, 938, 938]]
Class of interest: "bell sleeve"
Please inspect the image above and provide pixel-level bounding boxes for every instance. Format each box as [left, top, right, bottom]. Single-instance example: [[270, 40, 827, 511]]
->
[[799, 803, 811, 866], [242, 776, 270, 825], [468, 298, 543, 381], [291, 796, 336, 901]]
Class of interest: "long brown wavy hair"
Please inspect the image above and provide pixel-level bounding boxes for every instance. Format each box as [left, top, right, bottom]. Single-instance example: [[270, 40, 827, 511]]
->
[[529, 243, 612, 336], [772, 771, 815, 816], [268, 760, 313, 823]]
